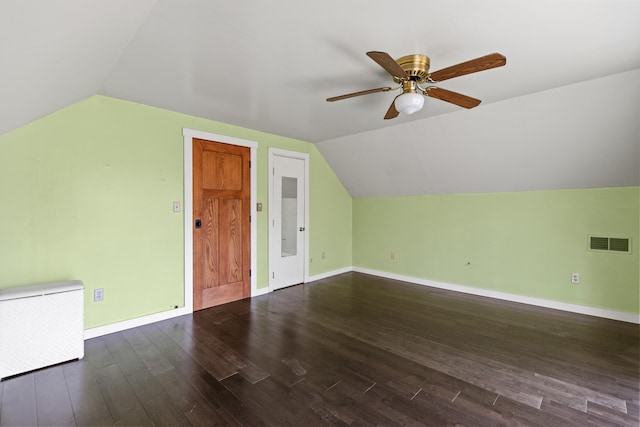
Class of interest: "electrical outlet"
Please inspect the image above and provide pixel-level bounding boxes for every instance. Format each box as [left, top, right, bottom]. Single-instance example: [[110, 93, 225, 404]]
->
[[173, 201, 181, 212], [390, 251, 395, 260], [571, 273, 580, 284], [94, 288, 104, 302], [321, 251, 325, 259]]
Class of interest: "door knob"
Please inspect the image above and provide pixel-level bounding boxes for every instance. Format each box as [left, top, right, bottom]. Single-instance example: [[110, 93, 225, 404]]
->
[[299, 227, 305, 231]]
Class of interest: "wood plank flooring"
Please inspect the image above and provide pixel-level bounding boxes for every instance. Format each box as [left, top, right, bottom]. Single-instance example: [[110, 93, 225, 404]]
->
[[1, 272, 638, 426]]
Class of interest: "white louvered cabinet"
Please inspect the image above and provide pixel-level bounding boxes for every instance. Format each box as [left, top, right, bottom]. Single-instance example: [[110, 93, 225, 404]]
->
[[0, 281, 84, 380]]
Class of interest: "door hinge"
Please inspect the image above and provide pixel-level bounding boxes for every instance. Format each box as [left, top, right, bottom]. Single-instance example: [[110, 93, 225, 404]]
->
[[249, 160, 251, 168], [272, 167, 275, 175], [249, 269, 252, 277], [272, 272, 275, 279]]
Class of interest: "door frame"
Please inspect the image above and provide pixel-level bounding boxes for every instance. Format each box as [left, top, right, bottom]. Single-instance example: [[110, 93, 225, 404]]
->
[[183, 128, 258, 312], [268, 148, 310, 291]]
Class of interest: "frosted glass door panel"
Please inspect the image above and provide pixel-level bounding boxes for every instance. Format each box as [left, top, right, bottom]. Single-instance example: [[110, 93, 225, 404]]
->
[[281, 177, 297, 257]]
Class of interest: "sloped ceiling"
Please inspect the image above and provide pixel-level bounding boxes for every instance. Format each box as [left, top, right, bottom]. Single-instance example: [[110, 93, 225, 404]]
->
[[0, 0, 157, 136], [318, 70, 640, 196], [1, 0, 639, 196]]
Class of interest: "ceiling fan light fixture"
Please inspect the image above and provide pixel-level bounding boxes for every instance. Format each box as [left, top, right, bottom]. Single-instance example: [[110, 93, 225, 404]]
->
[[328, 51, 506, 119], [394, 92, 424, 115]]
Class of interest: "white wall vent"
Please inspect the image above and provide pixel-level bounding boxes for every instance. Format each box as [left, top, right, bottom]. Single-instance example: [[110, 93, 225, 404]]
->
[[589, 236, 631, 253]]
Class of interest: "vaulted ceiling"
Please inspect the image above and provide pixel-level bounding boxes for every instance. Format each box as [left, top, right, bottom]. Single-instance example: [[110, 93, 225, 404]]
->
[[2, 1, 639, 196]]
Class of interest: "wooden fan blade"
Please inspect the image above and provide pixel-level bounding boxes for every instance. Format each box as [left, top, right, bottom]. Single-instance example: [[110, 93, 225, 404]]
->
[[426, 87, 481, 109], [384, 96, 400, 120], [366, 51, 409, 79], [428, 53, 506, 82], [326, 87, 393, 102]]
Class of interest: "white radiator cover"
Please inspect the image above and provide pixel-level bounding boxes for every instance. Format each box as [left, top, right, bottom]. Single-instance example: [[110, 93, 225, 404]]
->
[[0, 280, 84, 380]]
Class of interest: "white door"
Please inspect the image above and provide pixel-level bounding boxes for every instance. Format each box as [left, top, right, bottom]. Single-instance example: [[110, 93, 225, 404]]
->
[[269, 150, 308, 290]]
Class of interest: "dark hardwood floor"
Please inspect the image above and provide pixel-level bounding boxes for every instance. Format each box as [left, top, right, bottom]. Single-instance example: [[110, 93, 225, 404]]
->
[[1, 272, 638, 426]]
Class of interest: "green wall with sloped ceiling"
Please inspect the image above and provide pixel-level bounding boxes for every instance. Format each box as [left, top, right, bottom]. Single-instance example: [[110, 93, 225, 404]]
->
[[0, 95, 352, 328], [353, 187, 639, 314]]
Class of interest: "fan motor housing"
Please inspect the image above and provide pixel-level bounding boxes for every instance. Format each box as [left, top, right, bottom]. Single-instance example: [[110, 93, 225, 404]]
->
[[393, 54, 431, 84]]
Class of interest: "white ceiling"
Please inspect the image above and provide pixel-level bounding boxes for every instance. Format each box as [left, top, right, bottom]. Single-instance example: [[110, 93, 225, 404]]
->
[[1, 0, 639, 196], [319, 69, 640, 196]]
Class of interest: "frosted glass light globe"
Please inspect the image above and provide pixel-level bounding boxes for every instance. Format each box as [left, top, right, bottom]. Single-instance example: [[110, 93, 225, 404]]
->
[[394, 92, 425, 115]]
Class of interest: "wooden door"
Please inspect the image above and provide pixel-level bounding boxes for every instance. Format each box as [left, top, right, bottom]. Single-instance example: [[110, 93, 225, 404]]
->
[[193, 138, 251, 310]]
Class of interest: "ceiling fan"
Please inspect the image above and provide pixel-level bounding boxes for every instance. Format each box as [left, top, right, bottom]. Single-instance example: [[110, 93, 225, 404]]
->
[[327, 51, 506, 119]]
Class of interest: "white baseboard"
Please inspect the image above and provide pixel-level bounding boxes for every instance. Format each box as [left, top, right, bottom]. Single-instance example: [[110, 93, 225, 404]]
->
[[354, 267, 640, 324], [82, 267, 349, 340], [252, 286, 271, 297], [84, 266, 637, 340], [308, 266, 354, 283], [84, 282, 285, 339], [84, 306, 192, 340], [83, 267, 350, 340]]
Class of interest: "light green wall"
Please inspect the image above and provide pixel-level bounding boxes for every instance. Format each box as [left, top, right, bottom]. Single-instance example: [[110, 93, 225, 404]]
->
[[354, 187, 639, 314], [1, 95, 636, 329], [0, 95, 352, 328]]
